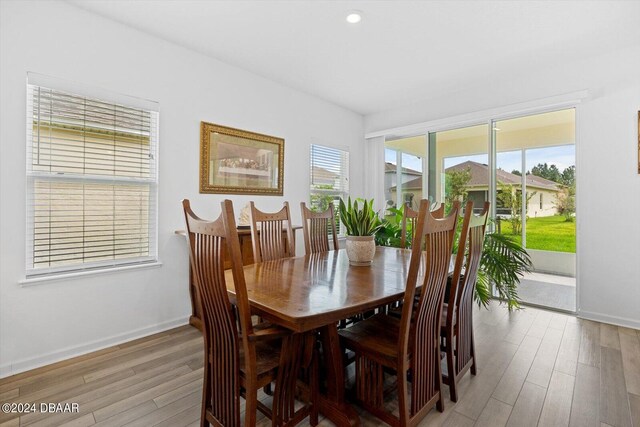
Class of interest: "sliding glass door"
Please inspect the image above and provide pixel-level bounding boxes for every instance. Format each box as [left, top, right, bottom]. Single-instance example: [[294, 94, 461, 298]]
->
[[493, 109, 576, 311], [424, 109, 576, 312]]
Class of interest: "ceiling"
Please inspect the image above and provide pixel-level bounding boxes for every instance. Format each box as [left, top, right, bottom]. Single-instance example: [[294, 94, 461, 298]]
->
[[383, 108, 575, 158], [67, 1, 640, 116]]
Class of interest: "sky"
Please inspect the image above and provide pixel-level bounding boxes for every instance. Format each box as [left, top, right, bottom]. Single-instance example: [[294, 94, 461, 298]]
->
[[387, 145, 575, 175], [385, 149, 423, 172]]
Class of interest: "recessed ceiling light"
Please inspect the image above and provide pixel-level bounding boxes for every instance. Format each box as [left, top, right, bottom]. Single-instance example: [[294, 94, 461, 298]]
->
[[346, 11, 362, 24]]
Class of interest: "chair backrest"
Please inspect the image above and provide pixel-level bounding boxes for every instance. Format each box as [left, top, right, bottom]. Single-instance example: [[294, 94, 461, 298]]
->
[[446, 201, 490, 373], [400, 201, 445, 248], [249, 201, 295, 262], [182, 199, 253, 426], [300, 202, 338, 255], [397, 199, 460, 414]]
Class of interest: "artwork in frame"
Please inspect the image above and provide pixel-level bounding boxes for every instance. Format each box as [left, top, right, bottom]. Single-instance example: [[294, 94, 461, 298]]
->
[[199, 122, 284, 195]]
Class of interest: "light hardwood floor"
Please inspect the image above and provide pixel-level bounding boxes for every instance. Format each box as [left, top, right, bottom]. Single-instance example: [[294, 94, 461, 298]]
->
[[1, 302, 639, 427]]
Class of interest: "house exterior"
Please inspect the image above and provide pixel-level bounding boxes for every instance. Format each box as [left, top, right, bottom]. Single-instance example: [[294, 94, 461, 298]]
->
[[384, 162, 422, 207], [389, 160, 562, 217], [311, 165, 340, 187]]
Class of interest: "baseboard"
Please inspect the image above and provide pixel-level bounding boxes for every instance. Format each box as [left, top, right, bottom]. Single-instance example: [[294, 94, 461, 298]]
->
[[0, 316, 190, 379], [577, 309, 640, 330]]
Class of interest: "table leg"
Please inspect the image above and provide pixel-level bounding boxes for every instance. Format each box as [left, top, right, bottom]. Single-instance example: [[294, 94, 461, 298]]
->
[[318, 324, 360, 427]]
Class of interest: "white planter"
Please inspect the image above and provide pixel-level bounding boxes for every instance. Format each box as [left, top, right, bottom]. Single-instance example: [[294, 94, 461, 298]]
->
[[345, 235, 376, 266]]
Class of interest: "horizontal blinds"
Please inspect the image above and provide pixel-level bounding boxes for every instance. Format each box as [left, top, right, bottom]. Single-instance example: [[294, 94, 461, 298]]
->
[[26, 83, 159, 276], [28, 87, 156, 179], [310, 144, 349, 194]]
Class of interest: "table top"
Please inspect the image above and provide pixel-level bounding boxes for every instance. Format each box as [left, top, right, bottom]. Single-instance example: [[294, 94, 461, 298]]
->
[[224, 246, 418, 332]]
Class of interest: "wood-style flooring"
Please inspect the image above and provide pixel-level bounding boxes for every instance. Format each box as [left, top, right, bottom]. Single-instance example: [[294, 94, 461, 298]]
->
[[1, 302, 639, 427]]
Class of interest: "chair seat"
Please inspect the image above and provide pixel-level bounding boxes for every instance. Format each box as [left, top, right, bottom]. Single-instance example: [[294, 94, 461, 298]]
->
[[239, 340, 281, 388], [210, 339, 281, 389], [388, 300, 455, 329], [338, 314, 406, 365]]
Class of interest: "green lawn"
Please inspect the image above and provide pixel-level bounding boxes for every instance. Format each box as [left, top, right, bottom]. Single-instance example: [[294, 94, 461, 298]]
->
[[499, 215, 576, 253]]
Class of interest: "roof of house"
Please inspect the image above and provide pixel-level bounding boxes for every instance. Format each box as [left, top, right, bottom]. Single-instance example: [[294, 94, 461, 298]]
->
[[390, 160, 560, 192], [311, 165, 339, 184], [312, 165, 338, 178], [384, 162, 422, 176]]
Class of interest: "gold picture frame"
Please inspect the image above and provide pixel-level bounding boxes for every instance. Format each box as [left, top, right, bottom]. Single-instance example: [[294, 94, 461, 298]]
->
[[200, 122, 284, 195]]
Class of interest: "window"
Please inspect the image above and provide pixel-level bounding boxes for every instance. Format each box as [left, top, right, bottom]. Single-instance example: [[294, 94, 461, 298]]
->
[[384, 138, 425, 213], [26, 81, 159, 277], [309, 144, 349, 234], [540, 193, 543, 209]]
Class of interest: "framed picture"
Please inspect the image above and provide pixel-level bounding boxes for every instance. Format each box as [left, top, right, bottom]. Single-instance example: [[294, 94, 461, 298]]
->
[[199, 122, 284, 195]]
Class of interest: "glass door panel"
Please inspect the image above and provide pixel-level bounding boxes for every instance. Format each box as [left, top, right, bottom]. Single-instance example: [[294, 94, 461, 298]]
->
[[493, 109, 576, 312], [384, 136, 426, 215], [427, 124, 489, 214]]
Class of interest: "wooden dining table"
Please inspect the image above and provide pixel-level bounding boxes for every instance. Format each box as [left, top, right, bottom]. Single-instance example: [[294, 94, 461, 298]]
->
[[224, 246, 419, 427]]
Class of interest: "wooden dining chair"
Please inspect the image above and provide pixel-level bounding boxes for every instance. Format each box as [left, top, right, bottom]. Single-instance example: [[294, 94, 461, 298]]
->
[[249, 201, 295, 262], [400, 201, 444, 248], [339, 200, 461, 426], [384, 201, 445, 317], [182, 199, 317, 427], [300, 202, 338, 255], [441, 201, 490, 402]]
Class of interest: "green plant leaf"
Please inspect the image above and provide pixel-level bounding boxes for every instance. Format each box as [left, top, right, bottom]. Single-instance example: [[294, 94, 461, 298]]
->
[[374, 203, 531, 311], [338, 196, 382, 237]]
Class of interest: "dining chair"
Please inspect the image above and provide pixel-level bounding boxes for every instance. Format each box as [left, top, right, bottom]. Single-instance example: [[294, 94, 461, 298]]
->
[[441, 201, 490, 402], [400, 201, 444, 248], [182, 199, 317, 426], [300, 202, 338, 255], [249, 201, 295, 262], [385, 201, 445, 316], [339, 200, 461, 426]]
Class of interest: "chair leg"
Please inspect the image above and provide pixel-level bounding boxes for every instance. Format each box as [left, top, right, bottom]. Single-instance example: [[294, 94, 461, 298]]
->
[[244, 381, 258, 427], [446, 336, 458, 402], [435, 349, 445, 413], [436, 394, 445, 412], [448, 372, 458, 402], [200, 399, 209, 427], [470, 330, 478, 376], [263, 383, 273, 396], [397, 367, 411, 426], [200, 360, 211, 427]]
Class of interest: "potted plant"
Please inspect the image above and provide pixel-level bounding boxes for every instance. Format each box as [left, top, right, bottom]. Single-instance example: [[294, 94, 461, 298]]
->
[[374, 206, 532, 310], [339, 197, 382, 266]]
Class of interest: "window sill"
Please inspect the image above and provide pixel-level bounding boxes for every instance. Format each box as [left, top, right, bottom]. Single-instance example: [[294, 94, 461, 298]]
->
[[19, 261, 163, 287]]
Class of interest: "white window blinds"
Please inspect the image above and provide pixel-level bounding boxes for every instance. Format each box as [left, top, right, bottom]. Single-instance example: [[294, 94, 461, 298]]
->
[[309, 144, 349, 233], [26, 82, 159, 277]]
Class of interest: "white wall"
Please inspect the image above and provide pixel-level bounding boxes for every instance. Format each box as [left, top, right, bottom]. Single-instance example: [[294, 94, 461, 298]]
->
[[0, 0, 364, 377], [366, 45, 640, 328]]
